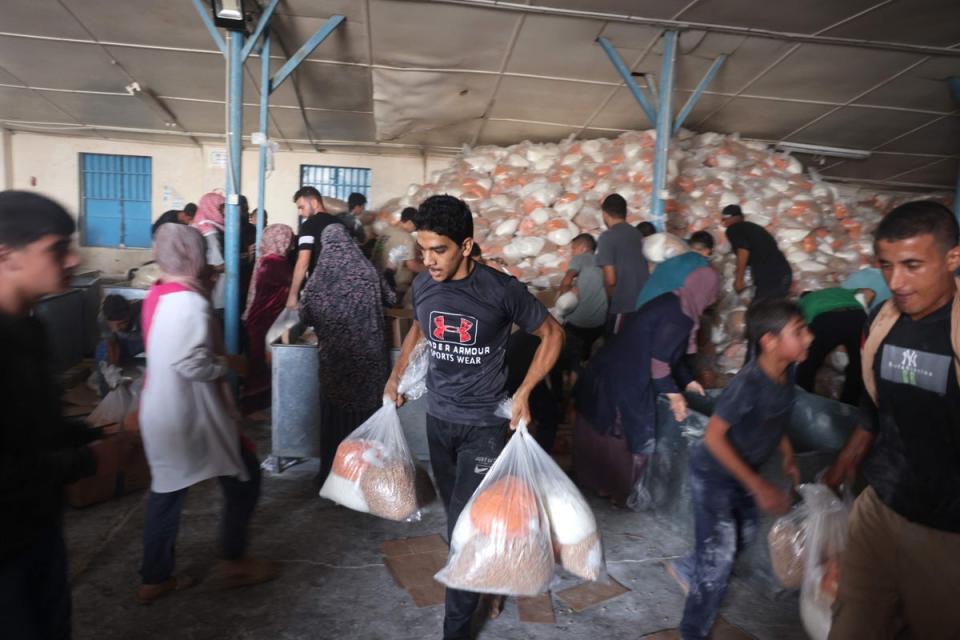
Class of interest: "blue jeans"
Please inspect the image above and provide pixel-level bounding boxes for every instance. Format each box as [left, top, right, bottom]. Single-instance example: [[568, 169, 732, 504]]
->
[[140, 443, 261, 585], [675, 471, 757, 640]]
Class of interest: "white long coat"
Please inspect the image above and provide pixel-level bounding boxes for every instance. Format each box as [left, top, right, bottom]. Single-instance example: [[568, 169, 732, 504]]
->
[[139, 289, 247, 493]]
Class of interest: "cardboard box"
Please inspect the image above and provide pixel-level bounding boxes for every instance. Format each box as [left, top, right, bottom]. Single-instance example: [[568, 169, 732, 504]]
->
[[381, 535, 448, 608], [65, 430, 151, 508], [535, 288, 559, 309], [384, 308, 415, 349]]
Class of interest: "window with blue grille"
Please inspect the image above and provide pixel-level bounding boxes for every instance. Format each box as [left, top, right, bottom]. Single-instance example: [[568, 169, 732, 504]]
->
[[300, 165, 371, 202], [80, 153, 152, 248]]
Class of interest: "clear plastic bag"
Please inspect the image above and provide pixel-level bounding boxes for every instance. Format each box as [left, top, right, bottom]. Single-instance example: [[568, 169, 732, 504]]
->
[[265, 308, 299, 349], [435, 400, 604, 594], [319, 398, 435, 522], [495, 398, 605, 581], [798, 484, 850, 640], [768, 499, 808, 590], [397, 338, 429, 401], [87, 382, 134, 427], [435, 422, 555, 595]]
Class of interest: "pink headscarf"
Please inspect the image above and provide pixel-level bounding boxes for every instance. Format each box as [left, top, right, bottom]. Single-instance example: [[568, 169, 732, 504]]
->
[[153, 223, 207, 293], [242, 223, 295, 320], [676, 266, 720, 354], [192, 192, 225, 234]]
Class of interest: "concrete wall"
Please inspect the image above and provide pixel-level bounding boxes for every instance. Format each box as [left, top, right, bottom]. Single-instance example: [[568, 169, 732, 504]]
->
[[8, 131, 448, 274]]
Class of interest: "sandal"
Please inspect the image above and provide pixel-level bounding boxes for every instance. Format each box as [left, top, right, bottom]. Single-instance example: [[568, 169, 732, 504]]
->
[[136, 576, 197, 605]]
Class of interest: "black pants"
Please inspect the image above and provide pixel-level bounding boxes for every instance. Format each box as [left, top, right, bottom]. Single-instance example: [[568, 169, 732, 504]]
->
[[565, 323, 604, 364], [427, 415, 509, 640], [753, 270, 792, 302], [796, 308, 866, 406], [140, 443, 261, 585], [0, 526, 71, 640]]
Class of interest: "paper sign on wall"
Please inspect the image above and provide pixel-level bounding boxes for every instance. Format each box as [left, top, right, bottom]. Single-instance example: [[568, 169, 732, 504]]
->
[[209, 148, 227, 168], [162, 185, 186, 210]]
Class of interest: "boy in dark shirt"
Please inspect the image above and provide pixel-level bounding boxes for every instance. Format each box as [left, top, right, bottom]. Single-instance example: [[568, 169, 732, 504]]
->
[[668, 299, 811, 640], [385, 195, 563, 640], [824, 201, 960, 638], [0, 191, 112, 638], [721, 204, 792, 301], [285, 186, 344, 309]]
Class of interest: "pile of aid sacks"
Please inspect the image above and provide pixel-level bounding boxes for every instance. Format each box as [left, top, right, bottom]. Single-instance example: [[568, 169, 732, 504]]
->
[[374, 128, 947, 389]]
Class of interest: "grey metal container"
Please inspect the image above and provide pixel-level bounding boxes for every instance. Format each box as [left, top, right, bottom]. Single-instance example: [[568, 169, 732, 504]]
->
[[270, 341, 321, 465], [70, 271, 102, 356], [34, 289, 86, 373]]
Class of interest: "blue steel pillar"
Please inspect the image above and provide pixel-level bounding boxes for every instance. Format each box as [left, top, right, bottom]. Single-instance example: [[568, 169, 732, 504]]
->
[[651, 31, 678, 232], [224, 31, 244, 355], [951, 77, 960, 219], [256, 32, 271, 256]]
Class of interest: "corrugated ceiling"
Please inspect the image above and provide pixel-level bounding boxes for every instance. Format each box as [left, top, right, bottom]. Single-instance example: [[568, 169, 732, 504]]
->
[[0, 0, 957, 188]]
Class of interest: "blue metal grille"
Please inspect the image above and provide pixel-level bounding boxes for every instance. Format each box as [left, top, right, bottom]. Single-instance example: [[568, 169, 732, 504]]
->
[[80, 153, 152, 248], [300, 165, 371, 202]]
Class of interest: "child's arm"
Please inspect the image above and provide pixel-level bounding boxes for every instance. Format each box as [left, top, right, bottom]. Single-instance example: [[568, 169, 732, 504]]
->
[[558, 269, 576, 295], [704, 415, 791, 515], [779, 435, 800, 487]]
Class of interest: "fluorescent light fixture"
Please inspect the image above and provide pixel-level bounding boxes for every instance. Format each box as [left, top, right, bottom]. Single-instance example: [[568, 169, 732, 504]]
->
[[211, 0, 246, 31], [776, 142, 871, 160], [126, 82, 180, 129]]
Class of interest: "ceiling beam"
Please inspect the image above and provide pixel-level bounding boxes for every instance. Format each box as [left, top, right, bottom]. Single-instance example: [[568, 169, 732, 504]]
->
[[422, 0, 960, 58]]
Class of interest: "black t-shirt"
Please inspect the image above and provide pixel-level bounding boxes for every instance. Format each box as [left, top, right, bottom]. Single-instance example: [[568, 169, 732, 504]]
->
[[411, 263, 548, 426], [1, 314, 98, 557], [861, 300, 960, 532], [690, 360, 796, 484], [297, 213, 344, 273], [725, 220, 791, 285]]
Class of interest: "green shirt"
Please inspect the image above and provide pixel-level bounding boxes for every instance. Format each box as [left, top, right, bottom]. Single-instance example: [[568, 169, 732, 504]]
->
[[798, 287, 863, 324]]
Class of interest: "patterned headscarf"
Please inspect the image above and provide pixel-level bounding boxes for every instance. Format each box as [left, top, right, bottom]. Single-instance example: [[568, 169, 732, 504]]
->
[[242, 223, 295, 320], [676, 266, 720, 354], [153, 223, 207, 292], [192, 191, 225, 234]]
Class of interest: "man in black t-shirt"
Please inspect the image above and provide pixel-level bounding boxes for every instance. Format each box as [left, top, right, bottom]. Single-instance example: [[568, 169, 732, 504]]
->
[[721, 204, 792, 301], [385, 195, 563, 640], [285, 186, 344, 309], [824, 201, 960, 638], [0, 191, 111, 637]]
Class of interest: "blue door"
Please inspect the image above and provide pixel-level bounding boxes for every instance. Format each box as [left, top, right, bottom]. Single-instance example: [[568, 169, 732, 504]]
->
[[81, 153, 152, 248]]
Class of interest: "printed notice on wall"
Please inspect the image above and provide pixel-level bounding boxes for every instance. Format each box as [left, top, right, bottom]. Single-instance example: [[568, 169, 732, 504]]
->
[[209, 148, 227, 168], [162, 185, 186, 210]]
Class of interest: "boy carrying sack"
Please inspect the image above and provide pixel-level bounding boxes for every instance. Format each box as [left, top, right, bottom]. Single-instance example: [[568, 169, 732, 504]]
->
[[667, 299, 813, 639]]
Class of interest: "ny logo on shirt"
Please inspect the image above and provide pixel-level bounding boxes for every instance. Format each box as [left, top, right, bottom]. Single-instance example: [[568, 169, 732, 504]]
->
[[900, 349, 918, 370], [430, 311, 478, 346], [881, 344, 950, 395]]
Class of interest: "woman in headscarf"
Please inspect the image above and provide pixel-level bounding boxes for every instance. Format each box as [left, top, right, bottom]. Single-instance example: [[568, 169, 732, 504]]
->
[[191, 191, 226, 314], [241, 223, 295, 412], [137, 224, 276, 605], [574, 266, 720, 507], [300, 224, 397, 484]]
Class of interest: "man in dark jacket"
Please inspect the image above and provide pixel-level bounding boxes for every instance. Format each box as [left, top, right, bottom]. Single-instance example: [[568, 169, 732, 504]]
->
[[0, 191, 110, 639]]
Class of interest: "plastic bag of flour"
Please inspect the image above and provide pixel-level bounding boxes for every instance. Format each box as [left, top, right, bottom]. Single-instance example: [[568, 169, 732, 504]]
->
[[798, 484, 849, 640], [436, 399, 604, 594], [319, 398, 435, 522], [768, 499, 808, 589], [434, 418, 555, 595]]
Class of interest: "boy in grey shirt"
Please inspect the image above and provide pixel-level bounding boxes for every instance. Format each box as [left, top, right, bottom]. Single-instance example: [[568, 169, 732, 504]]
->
[[559, 233, 607, 363], [596, 193, 649, 335]]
